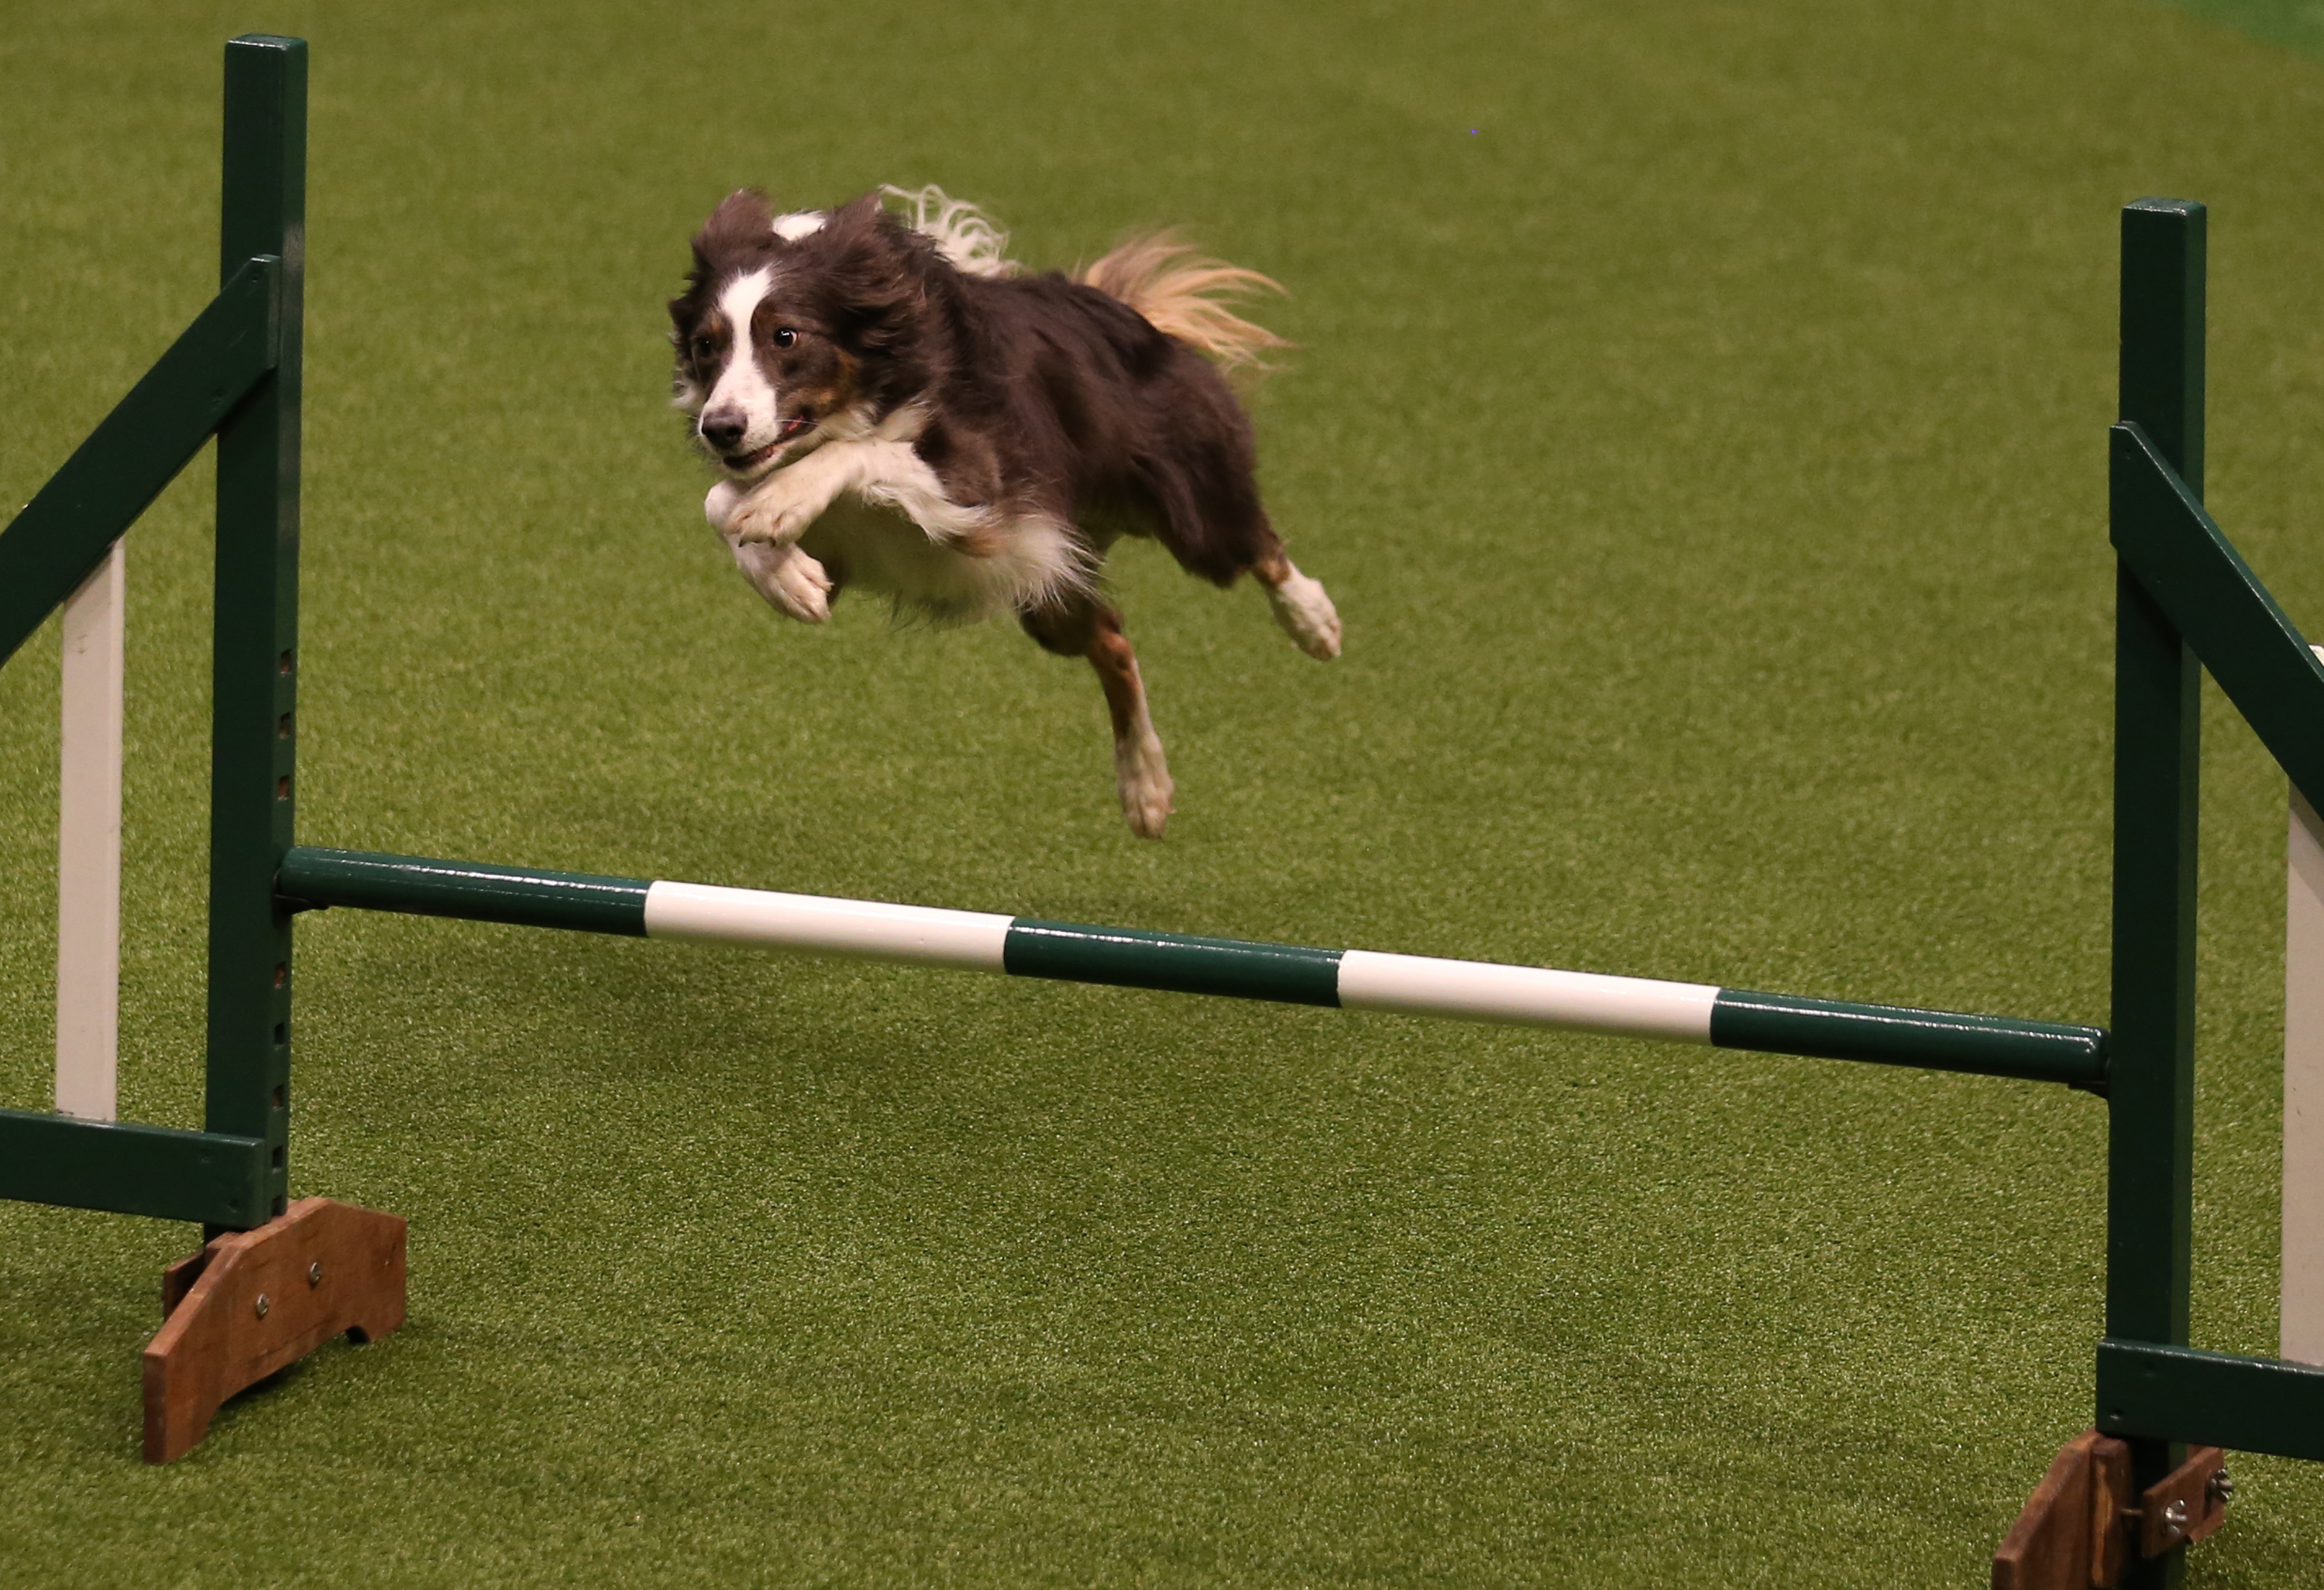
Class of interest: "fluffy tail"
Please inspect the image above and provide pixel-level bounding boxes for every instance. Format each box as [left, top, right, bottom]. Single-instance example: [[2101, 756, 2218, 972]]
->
[[1077, 232, 1290, 379]]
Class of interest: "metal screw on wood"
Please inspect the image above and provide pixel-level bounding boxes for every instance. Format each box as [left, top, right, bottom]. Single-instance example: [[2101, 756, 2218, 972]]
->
[[308, 1260, 323, 1287], [2161, 1498, 2191, 1540], [253, 1293, 270, 1319], [2208, 1468, 2234, 1506]]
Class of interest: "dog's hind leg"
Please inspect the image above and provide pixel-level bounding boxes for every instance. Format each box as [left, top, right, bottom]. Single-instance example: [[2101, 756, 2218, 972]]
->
[[1250, 546, 1342, 660], [1131, 384, 1343, 661], [1022, 598, 1174, 839], [1148, 486, 1341, 660]]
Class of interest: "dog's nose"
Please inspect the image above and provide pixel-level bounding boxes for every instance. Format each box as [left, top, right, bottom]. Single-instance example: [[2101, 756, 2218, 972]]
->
[[700, 410, 747, 452]]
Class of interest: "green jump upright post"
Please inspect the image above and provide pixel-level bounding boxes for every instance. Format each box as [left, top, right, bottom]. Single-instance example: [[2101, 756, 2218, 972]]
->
[[2108, 197, 2205, 1589], [0, 35, 403, 1464], [204, 35, 305, 1234], [153, 38, 406, 1465]]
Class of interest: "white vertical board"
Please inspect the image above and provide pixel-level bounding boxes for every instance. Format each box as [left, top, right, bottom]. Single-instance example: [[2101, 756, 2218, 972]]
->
[[56, 540, 124, 1122], [2288, 782, 2324, 1365]]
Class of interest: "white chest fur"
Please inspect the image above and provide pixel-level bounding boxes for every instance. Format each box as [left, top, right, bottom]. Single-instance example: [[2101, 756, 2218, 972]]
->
[[712, 437, 1088, 623], [799, 495, 1014, 622]]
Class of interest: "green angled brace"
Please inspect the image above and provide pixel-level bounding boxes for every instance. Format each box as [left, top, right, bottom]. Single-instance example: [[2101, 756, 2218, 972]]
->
[[0, 254, 281, 668], [2097, 1340, 2324, 1464], [2109, 422, 2324, 809], [0, 1108, 270, 1228]]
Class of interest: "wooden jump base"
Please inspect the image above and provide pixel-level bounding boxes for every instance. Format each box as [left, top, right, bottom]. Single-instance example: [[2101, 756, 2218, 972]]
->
[[5, 35, 2324, 1588]]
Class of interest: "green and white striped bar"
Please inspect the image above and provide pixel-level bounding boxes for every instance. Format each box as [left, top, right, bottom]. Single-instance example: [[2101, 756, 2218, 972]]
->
[[276, 847, 2109, 1087]]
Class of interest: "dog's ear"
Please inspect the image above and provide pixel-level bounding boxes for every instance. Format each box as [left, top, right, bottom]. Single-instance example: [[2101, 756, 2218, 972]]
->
[[815, 193, 930, 354], [696, 187, 775, 257], [675, 187, 779, 330], [826, 191, 887, 233], [682, 187, 776, 286]]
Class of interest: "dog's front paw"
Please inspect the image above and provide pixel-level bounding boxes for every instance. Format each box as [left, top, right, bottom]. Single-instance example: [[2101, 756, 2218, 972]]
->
[[726, 473, 827, 546], [731, 539, 833, 623], [704, 479, 745, 533]]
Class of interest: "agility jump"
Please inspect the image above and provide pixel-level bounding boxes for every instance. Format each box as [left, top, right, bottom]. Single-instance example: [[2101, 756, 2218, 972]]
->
[[5, 35, 2324, 1588]]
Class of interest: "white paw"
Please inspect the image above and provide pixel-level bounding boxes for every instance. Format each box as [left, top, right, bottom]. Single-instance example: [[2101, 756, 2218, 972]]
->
[[731, 539, 832, 623], [1267, 566, 1342, 660], [1115, 733, 1174, 839], [704, 479, 744, 533], [726, 472, 827, 546]]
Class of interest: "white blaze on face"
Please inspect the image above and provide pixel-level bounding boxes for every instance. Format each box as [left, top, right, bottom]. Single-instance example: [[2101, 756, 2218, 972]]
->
[[701, 266, 779, 452]]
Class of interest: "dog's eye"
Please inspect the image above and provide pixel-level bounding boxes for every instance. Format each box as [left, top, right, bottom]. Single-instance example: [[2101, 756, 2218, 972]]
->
[[773, 328, 797, 349], [689, 335, 715, 360]]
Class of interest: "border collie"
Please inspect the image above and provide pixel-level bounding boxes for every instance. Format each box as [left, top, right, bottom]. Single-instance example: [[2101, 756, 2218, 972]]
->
[[669, 184, 1341, 839]]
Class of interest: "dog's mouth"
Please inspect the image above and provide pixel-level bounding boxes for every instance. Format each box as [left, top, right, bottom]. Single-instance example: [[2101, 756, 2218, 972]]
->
[[722, 416, 816, 472]]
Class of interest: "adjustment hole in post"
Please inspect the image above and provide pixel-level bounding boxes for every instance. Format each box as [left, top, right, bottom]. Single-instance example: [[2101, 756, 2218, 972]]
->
[[276, 774, 290, 798], [272, 1086, 285, 1109], [273, 1022, 286, 1046], [277, 649, 293, 675], [277, 713, 291, 738], [273, 963, 287, 988]]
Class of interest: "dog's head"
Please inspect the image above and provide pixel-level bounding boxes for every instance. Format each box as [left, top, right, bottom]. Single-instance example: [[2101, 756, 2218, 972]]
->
[[669, 189, 934, 481]]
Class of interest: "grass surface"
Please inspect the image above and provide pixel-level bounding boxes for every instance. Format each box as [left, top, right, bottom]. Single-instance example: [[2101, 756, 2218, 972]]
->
[[2166, 0, 2324, 58], [4, 1, 2323, 1584]]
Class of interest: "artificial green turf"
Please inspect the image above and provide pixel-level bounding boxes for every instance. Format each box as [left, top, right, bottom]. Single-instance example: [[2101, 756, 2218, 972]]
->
[[2166, 0, 2324, 58], [2, 1, 2322, 1583]]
